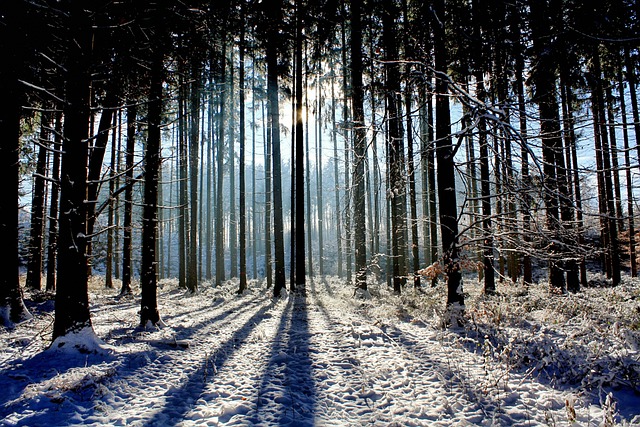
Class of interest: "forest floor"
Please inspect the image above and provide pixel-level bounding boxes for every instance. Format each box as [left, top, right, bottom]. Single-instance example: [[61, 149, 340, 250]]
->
[[2, 271, 640, 426]]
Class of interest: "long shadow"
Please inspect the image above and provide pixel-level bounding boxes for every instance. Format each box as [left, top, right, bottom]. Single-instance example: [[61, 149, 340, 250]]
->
[[141, 299, 276, 427], [0, 347, 118, 423], [253, 288, 316, 426], [106, 291, 267, 346], [1, 292, 273, 427], [449, 318, 640, 420]]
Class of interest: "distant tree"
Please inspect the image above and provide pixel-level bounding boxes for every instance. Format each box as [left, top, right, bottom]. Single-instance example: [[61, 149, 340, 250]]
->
[[26, 111, 51, 291]]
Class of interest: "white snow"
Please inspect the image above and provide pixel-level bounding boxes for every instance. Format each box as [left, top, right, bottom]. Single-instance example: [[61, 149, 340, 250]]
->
[[2, 274, 640, 426]]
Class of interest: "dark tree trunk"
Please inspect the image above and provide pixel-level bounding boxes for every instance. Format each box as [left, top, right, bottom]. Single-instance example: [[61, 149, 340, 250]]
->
[[618, 67, 637, 277], [529, 0, 566, 291], [433, 0, 463, 313], [351, 0, 367, 291], [238, 13, 248, 294], [295, 0, 306, 289], [187, 63, 201, 293], [46, 111, 63, 292], [215, 47, 227, 286], [140, 52, 163, 327], [266, 1, 286, 296], [383, 0, 407, 294], [121, 103, 136, 296], [26, 111, 50, 291], [53, 5, 94, 339], [106, 111, 118, 289], [0, 29, 31, 324]]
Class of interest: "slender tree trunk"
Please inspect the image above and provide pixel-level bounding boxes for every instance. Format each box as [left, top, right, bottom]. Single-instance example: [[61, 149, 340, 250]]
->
[[251, 62, 258, 280], [46, 111, 63, 292], [559, 78, 581, 292], [331, 58, 343, 277], [341, 22, 353, 283], [187, 63, 201, 293], [625, 48, 640, 178], [606, 86, 624, 232], [351, 0, 367, 291], [121, 103, 136, 295], [178, 79, 188, 288], [405, 83, 420, 289], [316, 69, 325, 277], [618, 67, 637, 277], [216, 48, 227, 286], [264, 96, 273, 288], [140, 52, 163, 327], [530, 0, 565, 291], [229, 51, 238, 279], [304, 60, 313, 279], [433, 0, 463, 313], [26, 111, 50, 291], [383, 0, 408, 294], [238, 15, 248, 294], [591, 50, 620, 286], [106, 111, 118, 288], [476, 78, 496, 294], [295, 2, 306, 289], [265, 8, 287, 295]]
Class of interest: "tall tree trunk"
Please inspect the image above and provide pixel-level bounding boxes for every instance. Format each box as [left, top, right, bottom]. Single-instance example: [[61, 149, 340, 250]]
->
[[402, 0, 420, 289], [530, 0, 565, 291], [559, 77, 581, 292], [331, 58, 343, 277], [238, 13, 248, 294], [53, 5, 94, 340], [433, 0, 463, 313], [26, 111, 50, 291], [383, 0, 407, 294], [351, 0, 367, 291], [251, 62, 258, 280], [618, 67, 637, 277], [86, 91, 117, 280], [266, 6, 287, 295], [605, 86, 624, 232], [625, 47, 640, 180], [178, 79, 188, 289], [121, 103, 136, 296], [106, 111, 118, 288], [140, 52, 163, 327], [228, 50, 238, 279], [618, 68, 638, 277], [47, 111, 63, 292], [476, 78, 496, 294], [341, 21, 353, 283], [295, 1, 306, 289], [187, 63, 201, 293], [305, 67, 313, 279], [316, 67, 325, 277], [591, 50, 621, 286], [0, 23, 31, 324], [263, 97, 273, 287], [215, 47, 227, 286]]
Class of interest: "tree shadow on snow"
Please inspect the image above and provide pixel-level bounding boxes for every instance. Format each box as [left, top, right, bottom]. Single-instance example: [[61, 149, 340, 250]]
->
[[141, 299, 277, 427], [253, 287, 317, 426]]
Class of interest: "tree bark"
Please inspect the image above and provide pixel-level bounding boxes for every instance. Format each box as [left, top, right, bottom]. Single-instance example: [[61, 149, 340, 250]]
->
[[140, 51, 163, 327]]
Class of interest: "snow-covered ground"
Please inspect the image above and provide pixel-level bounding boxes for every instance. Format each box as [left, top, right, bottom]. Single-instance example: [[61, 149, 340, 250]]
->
[[2, 273, 640, 426]]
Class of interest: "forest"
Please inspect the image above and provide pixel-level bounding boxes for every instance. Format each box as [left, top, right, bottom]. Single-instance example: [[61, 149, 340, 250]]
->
[[1, 0, 640, 370]]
